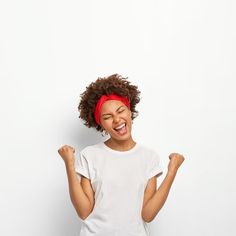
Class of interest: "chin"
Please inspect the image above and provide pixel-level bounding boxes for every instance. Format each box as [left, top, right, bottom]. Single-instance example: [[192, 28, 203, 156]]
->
[[113, 132, 131, 141]]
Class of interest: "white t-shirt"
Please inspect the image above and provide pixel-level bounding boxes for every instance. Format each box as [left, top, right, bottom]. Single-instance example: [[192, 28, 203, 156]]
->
[[75, 141, 163, 236]]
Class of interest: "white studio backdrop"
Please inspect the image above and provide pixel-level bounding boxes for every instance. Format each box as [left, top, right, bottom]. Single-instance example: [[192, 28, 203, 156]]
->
[[0, 0, 235, 235]]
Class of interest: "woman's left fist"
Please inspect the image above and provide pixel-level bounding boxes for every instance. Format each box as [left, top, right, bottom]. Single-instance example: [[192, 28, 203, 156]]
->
[[168, 153, 185, 172]]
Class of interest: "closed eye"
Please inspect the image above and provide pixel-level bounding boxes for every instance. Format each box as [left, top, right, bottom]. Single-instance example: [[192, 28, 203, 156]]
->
[[118, 110, 125, 113], [103, 109, 125, 120]]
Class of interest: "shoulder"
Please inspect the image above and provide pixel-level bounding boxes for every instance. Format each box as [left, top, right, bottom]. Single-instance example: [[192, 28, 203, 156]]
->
[[79, 142, 103, 159], [137, 143, 160, 157]]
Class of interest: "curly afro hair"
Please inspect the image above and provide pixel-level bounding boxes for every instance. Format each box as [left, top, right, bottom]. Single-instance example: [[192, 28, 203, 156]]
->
[[78, 73, 141, 132]]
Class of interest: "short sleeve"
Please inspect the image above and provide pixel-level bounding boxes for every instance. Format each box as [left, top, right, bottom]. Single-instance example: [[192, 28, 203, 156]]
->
[[75, 151, 91, 179], [147, 152, 163, 179]]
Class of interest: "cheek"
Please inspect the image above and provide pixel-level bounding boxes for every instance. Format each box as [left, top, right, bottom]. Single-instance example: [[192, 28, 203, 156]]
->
[[124, 112, 132, 120], [102, 119, 112, 129]]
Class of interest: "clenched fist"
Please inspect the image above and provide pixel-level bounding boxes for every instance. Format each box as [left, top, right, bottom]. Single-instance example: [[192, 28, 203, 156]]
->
[[58, 145, 76, 166], [168, 152, 185, 173]]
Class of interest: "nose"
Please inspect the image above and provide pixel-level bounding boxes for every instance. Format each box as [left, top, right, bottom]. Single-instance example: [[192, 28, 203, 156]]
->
[[113, 114, 121, 123]]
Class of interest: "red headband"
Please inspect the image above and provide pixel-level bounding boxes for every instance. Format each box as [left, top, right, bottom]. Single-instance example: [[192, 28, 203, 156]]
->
[[94, 93, 130, 125]]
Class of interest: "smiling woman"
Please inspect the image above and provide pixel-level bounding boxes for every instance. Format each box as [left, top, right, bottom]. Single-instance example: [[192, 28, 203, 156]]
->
[[78, 74, 140, 133], [57, 73, 185, 236], [77, 74, 141, 150], [100, 100, 132, 140]]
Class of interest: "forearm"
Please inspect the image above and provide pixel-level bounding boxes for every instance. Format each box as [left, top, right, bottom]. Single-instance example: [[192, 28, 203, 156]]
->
[[65, 162, 92, 220], [142, 170, 177, 222]]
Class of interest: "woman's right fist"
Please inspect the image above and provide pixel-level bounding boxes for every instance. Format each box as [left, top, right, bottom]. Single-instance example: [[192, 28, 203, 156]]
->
[[58, 145, 76, 165]]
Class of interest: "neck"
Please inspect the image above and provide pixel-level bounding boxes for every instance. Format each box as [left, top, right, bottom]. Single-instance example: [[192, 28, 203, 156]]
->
[[104, 137, 136, 151]]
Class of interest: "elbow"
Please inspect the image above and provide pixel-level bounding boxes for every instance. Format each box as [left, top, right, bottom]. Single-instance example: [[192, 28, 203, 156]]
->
[[142, 208, 159, 223], [142, 216, 153, 223], [77, 209, 92, 221], [74, 202, 94, 221], [142, 205, 162, 223], [80, 214, 88, 221], [142, 212, 154, 223]]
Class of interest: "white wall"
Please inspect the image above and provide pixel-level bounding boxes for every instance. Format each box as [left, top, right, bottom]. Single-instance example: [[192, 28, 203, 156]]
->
[[1, 0, 235, 235]]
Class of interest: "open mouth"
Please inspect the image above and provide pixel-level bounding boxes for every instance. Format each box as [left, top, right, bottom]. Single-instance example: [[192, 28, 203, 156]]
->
[[113, 123, 127, 135]]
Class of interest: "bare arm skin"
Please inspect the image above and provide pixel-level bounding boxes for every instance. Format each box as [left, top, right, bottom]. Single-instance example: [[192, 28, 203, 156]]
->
[[142, 152, 185, 223], [65, 162, 94, 220], [58, 145, 95, 220], [142, 169, 177, 222]]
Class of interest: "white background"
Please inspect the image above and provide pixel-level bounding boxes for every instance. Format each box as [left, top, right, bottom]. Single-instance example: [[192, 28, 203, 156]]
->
[[0, 0, 235, 235]]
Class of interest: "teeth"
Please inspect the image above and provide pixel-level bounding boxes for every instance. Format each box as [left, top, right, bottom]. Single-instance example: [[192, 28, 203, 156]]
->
[[114, 123, 125, 130]]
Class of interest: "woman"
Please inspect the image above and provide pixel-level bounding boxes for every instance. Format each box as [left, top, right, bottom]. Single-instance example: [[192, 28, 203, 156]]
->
[[58, 74, 185, 236]]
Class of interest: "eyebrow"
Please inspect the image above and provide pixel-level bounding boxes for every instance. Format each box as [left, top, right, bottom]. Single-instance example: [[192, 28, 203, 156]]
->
[[102, 105, 125, 116]]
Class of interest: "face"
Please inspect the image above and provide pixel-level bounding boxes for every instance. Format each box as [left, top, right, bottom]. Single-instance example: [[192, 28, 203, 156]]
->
[[100, 100, 133, 141]]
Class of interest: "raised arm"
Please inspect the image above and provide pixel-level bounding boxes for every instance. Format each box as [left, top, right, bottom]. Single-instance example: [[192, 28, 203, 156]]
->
[[142, 152, 185, 222], [58, 145, 94, 220]]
